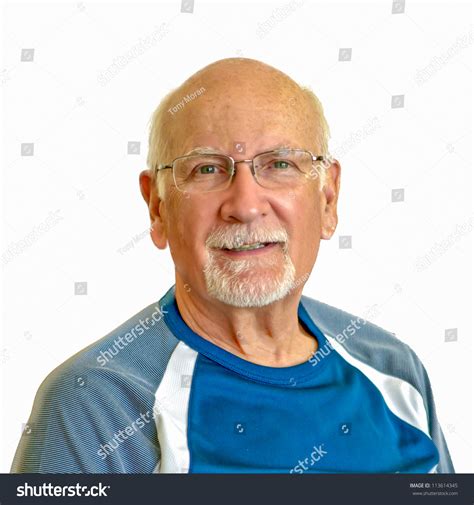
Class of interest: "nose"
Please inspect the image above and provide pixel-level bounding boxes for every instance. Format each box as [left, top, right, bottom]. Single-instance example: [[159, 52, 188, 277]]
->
[[219, 160, 271, 223]]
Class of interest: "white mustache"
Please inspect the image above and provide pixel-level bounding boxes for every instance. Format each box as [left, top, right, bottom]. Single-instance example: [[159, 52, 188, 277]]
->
[[205, 225, 289, 251]]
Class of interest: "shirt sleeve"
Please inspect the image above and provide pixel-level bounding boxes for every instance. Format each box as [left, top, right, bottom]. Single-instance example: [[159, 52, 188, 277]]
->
[[10, 363, 161, 473], [417, 360, 455, 473]]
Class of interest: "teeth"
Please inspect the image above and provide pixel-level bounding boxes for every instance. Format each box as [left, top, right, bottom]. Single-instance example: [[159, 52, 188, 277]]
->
[[229, 242, 266, 251]]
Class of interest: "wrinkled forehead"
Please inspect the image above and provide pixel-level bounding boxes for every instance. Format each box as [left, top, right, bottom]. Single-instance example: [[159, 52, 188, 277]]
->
[[165, 81, 320, 159]]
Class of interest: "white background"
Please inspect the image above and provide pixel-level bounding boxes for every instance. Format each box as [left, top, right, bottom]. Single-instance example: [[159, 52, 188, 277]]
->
[[1, 0, 472, 472]]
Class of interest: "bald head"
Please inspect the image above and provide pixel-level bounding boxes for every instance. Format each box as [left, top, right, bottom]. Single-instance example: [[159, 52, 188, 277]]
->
[[147, 58, 330, 198], [172, 57, 310, 115]]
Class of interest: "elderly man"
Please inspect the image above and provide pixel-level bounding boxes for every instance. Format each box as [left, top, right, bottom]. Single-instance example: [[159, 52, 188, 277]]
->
[[12, 58, 453, 474]]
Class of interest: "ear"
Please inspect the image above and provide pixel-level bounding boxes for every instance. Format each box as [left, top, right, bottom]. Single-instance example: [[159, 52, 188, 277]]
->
[[139, 169, 168, 249], [320, 159, 341, 240]]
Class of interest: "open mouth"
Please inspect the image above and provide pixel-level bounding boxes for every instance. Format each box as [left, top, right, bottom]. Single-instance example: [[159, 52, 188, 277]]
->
[[224, 242, 267, 252], [220, 242, 280, 253]]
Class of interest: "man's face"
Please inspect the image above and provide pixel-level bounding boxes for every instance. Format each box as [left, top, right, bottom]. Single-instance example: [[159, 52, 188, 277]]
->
[[148, 78, 339, 308]]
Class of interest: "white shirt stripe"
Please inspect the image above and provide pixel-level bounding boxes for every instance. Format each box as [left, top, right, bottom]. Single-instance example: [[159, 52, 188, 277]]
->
[[153, 341, 198, 473], [326, 334, 431, 437]]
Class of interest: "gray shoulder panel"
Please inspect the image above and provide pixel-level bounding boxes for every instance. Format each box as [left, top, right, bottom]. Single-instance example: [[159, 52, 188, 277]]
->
[[11, 299, 180, 473], [300, 295, 455, 473]]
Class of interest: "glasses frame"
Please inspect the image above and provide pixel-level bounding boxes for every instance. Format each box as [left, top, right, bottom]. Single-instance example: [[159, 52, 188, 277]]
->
[[155, 148, 326, 193]]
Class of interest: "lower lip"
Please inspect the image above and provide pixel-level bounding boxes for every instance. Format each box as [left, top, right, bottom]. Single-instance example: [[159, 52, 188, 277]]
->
[[217, 242, 279, 257]]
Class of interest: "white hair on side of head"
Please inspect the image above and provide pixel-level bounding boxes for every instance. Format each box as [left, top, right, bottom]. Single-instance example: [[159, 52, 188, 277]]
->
[[146, 84, 332, 199], [146, 88, 177, 201], [298, 85, 332, 190]]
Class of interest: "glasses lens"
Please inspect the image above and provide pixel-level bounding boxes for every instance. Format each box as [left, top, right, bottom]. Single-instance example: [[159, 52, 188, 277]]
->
[[254, 149, 312, 188], [173, 154, 232, 192]]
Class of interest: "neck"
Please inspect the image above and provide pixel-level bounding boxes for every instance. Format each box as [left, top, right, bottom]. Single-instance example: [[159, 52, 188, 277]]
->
[[173, 277, 317, 367]]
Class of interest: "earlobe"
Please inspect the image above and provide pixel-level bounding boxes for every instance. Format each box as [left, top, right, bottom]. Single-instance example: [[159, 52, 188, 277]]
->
[[321, 221, 337, 240], [150, 219, 168, 249]]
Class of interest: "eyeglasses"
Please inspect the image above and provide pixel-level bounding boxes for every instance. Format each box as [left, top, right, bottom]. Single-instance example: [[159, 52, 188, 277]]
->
[[155, 148, 326, 193]]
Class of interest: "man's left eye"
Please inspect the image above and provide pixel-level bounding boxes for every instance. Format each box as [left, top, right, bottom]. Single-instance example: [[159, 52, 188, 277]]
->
[[272, 160, 290, 169], [200, 165, 217, 173]]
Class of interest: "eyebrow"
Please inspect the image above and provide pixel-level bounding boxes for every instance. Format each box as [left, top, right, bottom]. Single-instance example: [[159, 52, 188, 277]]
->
[[185, 146, 222, 155], [184, 145, 293, 156]]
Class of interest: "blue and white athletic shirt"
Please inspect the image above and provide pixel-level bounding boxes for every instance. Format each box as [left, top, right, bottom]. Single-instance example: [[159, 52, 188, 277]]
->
[[11, 285, 454, 474]]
